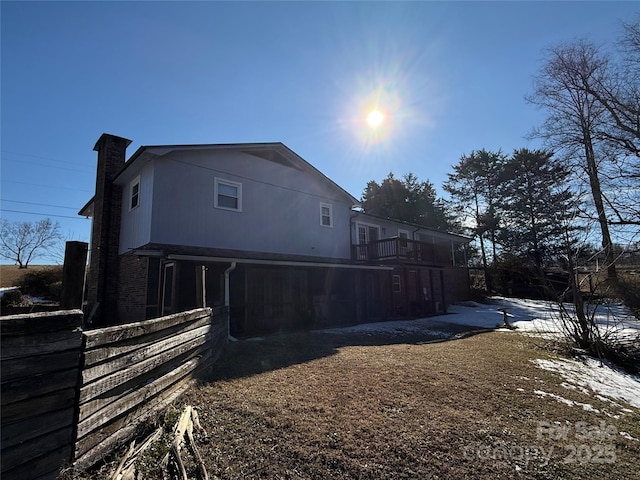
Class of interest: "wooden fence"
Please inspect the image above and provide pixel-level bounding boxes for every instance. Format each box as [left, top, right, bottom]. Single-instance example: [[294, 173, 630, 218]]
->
[[1, 310, 84, 480], [0, 306, 228, 479]]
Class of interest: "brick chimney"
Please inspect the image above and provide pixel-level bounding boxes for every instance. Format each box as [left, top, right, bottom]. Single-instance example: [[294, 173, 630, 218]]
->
[[85, 133, 132, 327]]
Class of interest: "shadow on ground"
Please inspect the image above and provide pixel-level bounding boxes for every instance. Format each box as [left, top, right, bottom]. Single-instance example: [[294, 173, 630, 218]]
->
[[207, 318, 493, 382]]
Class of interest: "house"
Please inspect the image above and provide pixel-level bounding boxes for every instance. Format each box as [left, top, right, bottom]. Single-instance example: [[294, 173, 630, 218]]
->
[[80, 133, 470, 335]]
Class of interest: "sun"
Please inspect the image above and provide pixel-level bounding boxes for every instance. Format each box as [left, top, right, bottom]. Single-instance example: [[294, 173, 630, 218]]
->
[[367, 109, 384, 128]]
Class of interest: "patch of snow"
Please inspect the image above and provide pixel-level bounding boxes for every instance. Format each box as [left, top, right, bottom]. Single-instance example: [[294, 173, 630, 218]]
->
[[534, 390, 600, 413], [619, 431, 637, 441], [446, 297, 639, 341], [313, 297, 638, 344], [560, 382, 591, 395], [28, 296, 48, 304], [532, 357, 640, 409], [0, 287, 20, 298]]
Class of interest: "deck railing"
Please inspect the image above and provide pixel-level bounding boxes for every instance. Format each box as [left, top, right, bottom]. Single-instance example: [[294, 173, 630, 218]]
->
[[352, 237, 452, 265]]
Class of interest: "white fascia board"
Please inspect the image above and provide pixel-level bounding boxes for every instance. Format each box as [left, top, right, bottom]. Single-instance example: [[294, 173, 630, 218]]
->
[[166, 254, 394, 270]]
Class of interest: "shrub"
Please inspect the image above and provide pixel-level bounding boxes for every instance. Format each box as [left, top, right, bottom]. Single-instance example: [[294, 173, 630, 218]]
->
[[21, 267, 63, 301], [616, 275, 640, 320], [0, 289, 31, 308]]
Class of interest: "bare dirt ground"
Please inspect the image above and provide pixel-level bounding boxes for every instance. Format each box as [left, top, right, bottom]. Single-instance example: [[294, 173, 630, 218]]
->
[[171, 329, 640, 480]]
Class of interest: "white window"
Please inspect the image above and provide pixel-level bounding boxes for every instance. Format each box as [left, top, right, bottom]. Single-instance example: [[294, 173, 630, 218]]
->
[[215, 178, 242, 211], [320, 202, 333, 227], [129, 176, 140, 210], [392, 274, 401, 293]]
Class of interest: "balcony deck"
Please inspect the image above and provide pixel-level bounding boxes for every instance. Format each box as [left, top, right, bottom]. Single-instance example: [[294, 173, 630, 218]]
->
[[351, 237, 452, 266]]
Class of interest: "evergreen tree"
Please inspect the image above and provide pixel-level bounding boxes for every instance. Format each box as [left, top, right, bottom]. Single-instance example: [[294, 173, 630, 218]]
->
[[361, 173, 451, 230], [443, 149, 506, 286], [497, 149, 576, 268]]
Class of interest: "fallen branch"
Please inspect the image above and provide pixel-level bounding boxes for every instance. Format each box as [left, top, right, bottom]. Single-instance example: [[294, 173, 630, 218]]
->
[[110, 405, 209, 480]]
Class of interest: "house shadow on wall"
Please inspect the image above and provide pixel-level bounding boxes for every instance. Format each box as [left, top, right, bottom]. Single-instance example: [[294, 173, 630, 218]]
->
[[207, 320, 493, 382]]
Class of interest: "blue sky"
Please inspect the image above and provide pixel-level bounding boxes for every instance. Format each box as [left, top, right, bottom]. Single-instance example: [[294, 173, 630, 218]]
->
[[1, 1, 638, 264]]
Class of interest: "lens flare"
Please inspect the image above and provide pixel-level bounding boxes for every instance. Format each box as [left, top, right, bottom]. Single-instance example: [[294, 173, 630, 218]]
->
[[367, 110, 384, 127]]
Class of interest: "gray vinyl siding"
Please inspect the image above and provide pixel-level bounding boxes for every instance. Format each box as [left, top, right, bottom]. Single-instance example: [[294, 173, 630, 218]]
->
[[118, 162, 154, 254], [147, 150, 352, 259]]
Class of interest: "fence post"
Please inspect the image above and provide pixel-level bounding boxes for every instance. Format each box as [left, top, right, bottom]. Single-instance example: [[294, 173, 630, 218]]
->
[[60, 241, 89, 310]]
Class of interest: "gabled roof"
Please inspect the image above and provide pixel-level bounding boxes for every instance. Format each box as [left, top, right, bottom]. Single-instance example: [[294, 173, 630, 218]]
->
[[79, 141, 359, 217]]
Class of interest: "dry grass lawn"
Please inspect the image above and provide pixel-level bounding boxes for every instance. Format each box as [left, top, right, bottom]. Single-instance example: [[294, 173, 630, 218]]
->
[[168, 330, 640, 480], [0, 264, 61, 288]]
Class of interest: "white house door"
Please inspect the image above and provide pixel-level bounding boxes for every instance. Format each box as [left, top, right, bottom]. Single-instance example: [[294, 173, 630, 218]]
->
[[358, 225, 379, 244], [357, 224, 380, 260]]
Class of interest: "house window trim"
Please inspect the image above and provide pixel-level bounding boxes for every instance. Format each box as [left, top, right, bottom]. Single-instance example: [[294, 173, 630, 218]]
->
[[320, 202, 333, 228], [214, 177, 243, 212], [129, 176, 140, 211]]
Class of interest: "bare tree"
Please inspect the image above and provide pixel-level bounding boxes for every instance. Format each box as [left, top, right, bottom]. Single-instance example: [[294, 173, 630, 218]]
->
[[528, 31, 640, 371], [584, 19, 640, 228], [527, 40, 618, 282], [0, 218, 62, 268], [585, 19, 640, 159]]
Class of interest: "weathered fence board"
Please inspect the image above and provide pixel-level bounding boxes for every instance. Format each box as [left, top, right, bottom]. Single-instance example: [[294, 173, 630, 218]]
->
[[2, 427, 74, 472], [75, 355, 206, 457], [1, 310, 84, 480], [83, 309, 211, 349], [0, 306, 229, 477], [74, 307, 228, 469], [1, 388, 78, 425], [1, 369, 78, 406], [1, 328, 84, 358], [1, 409, 73, 449], [1, 350, 82, 382], [74, 372, 196, 469], [81, 323, 210, 384], [0, 310, 83, 335], [79, 334, 209, 402], [83, 314, 211, 366], [4, 445, 74, 480], [78, 342, 209, 423]]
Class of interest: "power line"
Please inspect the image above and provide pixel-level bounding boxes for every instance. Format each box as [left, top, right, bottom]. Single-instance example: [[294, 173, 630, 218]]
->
[[1, 149, 93, 169], [1, 199, 78, 210], [0, 209, 89, 220], [1, 157, 93, 173], [2, 180, 93, 193]]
